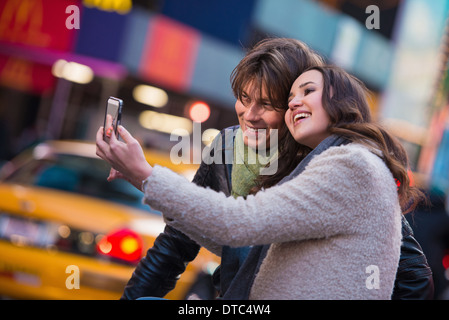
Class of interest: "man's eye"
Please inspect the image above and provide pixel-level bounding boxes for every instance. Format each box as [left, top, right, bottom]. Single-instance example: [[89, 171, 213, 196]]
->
[[263, 103, 274, 110]]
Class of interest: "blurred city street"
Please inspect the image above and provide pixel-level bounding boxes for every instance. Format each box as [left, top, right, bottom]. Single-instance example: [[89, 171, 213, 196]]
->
[[0, 0, 449, 300]]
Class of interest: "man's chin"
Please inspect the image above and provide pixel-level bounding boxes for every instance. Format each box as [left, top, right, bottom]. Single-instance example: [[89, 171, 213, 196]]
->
[[244, 137, 270, 151]]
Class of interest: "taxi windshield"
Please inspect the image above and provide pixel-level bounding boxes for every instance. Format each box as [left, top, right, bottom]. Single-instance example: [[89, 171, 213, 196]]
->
[[5, 153, 159, 214]]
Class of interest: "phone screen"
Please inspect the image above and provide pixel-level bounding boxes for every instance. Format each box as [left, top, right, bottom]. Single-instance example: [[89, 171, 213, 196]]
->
[[103, 97, 123, 143]]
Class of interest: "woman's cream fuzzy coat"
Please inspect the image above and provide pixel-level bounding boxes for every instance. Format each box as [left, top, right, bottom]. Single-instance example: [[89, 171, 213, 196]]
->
[[142, 143, 402, 299]]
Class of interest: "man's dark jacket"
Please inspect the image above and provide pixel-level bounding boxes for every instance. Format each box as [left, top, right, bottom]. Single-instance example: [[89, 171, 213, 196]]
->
[[121, 126, 434, 300]]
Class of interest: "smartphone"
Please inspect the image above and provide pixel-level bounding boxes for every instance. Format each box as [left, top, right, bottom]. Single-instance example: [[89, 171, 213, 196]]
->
[[103, 96, 123, 143]]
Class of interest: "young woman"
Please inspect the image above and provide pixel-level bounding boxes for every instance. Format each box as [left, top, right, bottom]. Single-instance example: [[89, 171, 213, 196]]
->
[[97, 65, 426, 299]]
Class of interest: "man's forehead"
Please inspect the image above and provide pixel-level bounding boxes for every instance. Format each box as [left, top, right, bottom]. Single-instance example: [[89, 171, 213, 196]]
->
[[242, 79, 269, 99]]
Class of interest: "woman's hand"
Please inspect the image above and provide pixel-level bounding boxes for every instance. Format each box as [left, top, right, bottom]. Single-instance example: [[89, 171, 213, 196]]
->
[[96, 125, 153, 191]]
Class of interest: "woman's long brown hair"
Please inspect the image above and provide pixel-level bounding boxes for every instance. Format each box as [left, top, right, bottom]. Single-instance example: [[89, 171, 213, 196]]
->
[[252, 65, 426, 214]]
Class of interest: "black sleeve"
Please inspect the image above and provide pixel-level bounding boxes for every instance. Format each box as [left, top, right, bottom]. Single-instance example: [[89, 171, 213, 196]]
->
[[120, 225, 200, 300], [392, 215, 434, 300]]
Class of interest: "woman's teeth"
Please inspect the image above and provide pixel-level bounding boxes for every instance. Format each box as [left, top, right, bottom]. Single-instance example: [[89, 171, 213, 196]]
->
[[294, 113, 311, 122]]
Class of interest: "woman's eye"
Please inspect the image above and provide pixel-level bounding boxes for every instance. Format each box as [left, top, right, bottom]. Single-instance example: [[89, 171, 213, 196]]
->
[[304, 88, 314, 96]]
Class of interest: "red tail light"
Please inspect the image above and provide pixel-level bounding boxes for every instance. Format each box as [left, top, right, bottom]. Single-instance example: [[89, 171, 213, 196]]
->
[[443, 254, 449, 270], [97, 228, 143, 264]]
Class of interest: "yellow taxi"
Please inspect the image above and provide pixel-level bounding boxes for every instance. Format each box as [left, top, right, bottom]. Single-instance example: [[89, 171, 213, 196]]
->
[[0, 140, 219, 300]]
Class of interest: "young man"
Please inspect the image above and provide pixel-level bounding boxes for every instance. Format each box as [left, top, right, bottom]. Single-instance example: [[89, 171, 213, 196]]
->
[[118, 38, 433, 300]]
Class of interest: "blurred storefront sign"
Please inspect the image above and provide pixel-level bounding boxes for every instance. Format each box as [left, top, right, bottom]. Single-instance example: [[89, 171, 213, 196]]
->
[[253, 0, 392, 91], [119, 8, 239, 106], [0, 0, 79, 51], [159, 0, 257, 46], [0, 0, 79, 94], [82, 0, 132, 14], [189, 35, 243, 105], [331, 14, 393, 91], [418, 43, 449, 194], [138, 15, 201, 92], [0, 43, 127, 80], [74, 5, 128, 62], [350, 28, 392, 90], [119, 7, 150, 75], [331, 16, 362, 71], [429, 118, 449, 195], [254, 0, 338, 58], [381, 0, 449, 129], [0, 0, 241, 107], [0, 54, 54, 94], [380, 0, 449, 168]]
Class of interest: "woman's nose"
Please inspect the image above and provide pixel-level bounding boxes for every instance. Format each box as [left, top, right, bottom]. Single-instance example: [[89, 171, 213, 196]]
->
[[288, 96, 303, 110]]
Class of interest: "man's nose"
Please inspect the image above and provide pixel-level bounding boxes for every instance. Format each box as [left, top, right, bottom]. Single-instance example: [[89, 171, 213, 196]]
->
[[244, 103, 262, 121]]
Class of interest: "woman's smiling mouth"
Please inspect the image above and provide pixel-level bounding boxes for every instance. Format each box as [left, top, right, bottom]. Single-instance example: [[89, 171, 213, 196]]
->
[[293, 112, 311, 125]]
